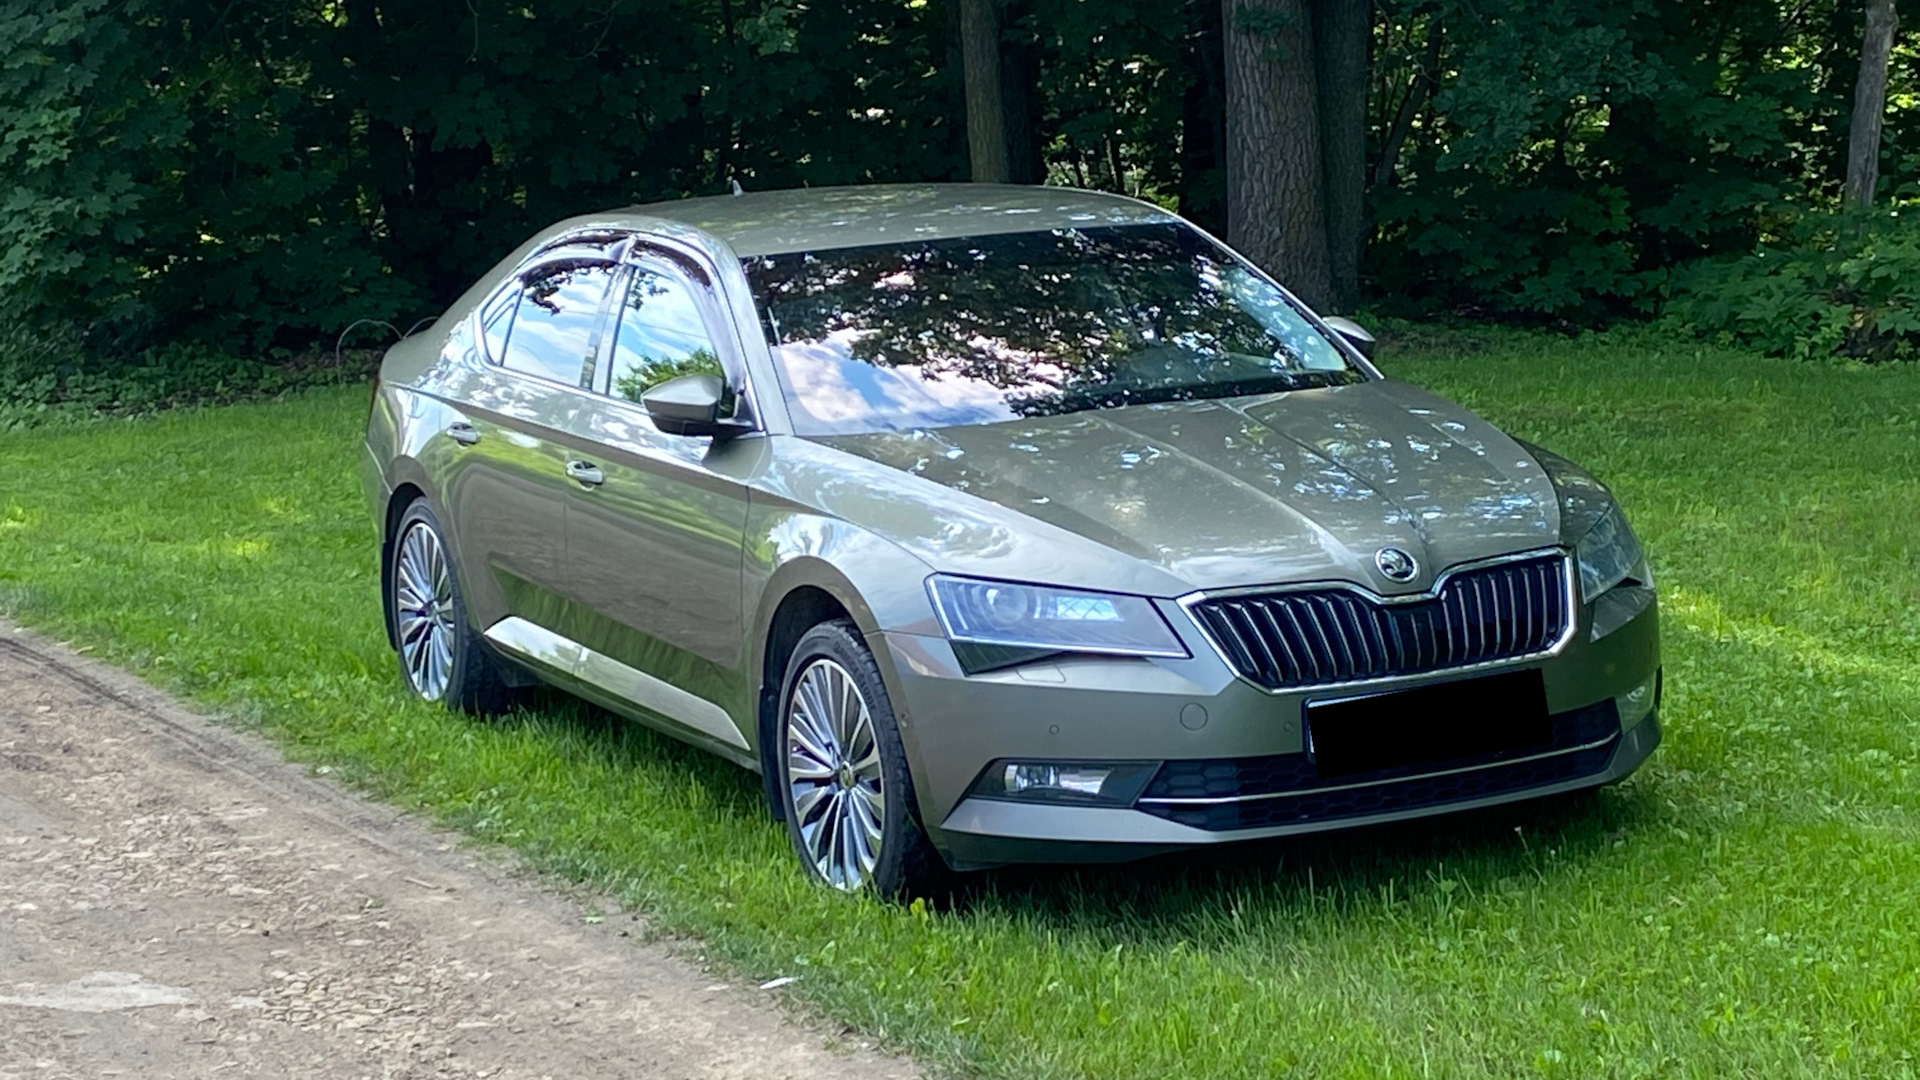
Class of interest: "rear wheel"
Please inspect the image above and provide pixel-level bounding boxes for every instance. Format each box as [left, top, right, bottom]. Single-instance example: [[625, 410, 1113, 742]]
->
[[388, 498, 516, 715], [776, 620, 945, 900]]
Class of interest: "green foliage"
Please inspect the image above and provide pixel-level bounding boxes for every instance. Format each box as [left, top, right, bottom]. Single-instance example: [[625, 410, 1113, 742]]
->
[[0, 0, 427, 351], [1665, 209, 1920, 361], [0, 1, 165, 334], [0, 0, 965, 357], [611, 348, 723, 403], [2, 0, 1917, 374], [1025, 0, 1192, 200], [1367, 0, 1874, 322], [4, 336, 1920, 1076], [0, 324, 375, 431]]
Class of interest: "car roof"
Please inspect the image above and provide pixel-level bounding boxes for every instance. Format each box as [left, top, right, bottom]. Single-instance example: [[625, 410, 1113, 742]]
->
[[601, 183, 1182, 259]]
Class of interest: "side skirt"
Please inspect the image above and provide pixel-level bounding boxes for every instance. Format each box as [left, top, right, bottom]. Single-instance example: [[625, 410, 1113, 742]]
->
[[483, 616, 755, 766]]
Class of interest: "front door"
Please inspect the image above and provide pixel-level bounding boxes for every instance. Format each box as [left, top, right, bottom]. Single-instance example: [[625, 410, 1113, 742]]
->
[[556, 252, 756, 752]]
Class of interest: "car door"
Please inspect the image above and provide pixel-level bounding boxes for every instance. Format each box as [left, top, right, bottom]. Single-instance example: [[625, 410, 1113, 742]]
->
[[439, 253, 620, 636], [554, 247, 757, 752]]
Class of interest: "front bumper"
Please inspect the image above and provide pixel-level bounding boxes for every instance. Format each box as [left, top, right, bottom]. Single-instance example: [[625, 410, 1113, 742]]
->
[[874, 585, 1660, 870]]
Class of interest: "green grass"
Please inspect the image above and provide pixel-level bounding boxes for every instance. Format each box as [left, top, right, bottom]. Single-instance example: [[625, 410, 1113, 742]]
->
[[3, 329, 1917, 1078]]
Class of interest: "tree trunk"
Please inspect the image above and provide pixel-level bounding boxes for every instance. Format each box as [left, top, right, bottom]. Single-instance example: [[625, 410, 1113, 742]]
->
[[345, 1, 408, 250], [1224, 0, 1333, 311], [959, 0, 1011, 183], [1844, 0, 1898, 208], [1178, 0, 1229, 235], [1000, 1, 1044, 184], [1314, 0, 1369, 313]]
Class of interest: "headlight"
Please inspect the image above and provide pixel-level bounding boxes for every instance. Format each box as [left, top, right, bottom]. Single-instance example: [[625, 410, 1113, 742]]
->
[[1575, 501, 1646, 602], [927, 576, 1188, 662], [1524, 440, 1649, 604]]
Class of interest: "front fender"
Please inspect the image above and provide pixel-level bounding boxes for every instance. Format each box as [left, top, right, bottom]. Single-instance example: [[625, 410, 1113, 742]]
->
[[743, 504, 947, 793], [745, 507, 939, 685]]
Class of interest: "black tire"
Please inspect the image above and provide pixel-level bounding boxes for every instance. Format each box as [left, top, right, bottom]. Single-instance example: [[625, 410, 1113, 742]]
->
[[774, 619, 947, 901], [387, 498, 517, 716]]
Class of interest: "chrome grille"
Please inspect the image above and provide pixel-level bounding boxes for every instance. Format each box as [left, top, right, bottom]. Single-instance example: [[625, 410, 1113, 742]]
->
[[1186, 554, 1571, 691]]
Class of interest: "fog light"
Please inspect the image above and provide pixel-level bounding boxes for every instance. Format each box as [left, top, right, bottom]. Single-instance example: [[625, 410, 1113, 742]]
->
[[1618, 669, 1660, 729], [972, 760, 1160, 806], [1005, 763, 1106, 797]]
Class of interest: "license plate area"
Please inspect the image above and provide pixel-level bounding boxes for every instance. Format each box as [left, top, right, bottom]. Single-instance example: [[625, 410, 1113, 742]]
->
[[1305, 669, 1551, 779]]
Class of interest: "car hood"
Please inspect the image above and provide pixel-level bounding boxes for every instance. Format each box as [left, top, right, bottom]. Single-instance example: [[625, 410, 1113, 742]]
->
[[810, 379, 1563, 595]]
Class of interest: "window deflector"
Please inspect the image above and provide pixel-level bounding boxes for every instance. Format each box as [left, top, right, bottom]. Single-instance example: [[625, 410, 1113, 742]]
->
[[603, 244, 760, 432]]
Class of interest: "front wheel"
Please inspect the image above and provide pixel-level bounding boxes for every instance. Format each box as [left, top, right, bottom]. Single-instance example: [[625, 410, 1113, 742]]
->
[[776, 620, 946, 900]]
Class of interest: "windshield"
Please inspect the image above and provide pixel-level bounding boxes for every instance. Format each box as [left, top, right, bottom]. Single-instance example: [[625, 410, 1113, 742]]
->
[[743, 223, 1363, 436]]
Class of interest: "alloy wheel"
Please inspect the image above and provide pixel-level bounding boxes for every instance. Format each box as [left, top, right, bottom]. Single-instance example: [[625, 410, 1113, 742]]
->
[[785, 658, 886, 890], [394, 521, 456, 702]]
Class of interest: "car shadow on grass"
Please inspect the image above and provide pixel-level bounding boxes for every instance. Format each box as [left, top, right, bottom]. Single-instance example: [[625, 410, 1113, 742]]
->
[[953, 778, 1677, 936], [513, 685, 1680, 932]]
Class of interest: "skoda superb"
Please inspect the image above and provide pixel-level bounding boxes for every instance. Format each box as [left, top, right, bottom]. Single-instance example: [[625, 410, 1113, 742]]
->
[[362, 185, 1661, 898]]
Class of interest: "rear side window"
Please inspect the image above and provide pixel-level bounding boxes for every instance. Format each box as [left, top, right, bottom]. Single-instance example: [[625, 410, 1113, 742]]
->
[[606, 263, 724, 403], [478, 285, 518, 363], [500, 263, 616, 387]]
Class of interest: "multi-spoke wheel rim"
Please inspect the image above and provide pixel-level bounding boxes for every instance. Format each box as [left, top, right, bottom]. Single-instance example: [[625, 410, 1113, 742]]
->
[[785, 658, 885, 891], [394, 522, 455, 702]]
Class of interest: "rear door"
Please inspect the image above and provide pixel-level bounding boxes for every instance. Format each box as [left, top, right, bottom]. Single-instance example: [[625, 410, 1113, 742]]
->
[[440, 253, 620, 635], [556, 246, 758, 751]]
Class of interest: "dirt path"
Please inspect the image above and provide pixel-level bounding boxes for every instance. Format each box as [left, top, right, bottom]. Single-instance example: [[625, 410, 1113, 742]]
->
[[0, 621, 920, 1080]]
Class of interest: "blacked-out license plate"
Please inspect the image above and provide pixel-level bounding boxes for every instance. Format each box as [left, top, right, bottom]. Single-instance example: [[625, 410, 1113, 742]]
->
[[1305, 669, 1550, 779]]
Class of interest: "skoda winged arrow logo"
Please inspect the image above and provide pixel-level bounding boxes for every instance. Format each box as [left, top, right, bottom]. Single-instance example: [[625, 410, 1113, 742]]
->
[[1375, 547, 1419, 583]]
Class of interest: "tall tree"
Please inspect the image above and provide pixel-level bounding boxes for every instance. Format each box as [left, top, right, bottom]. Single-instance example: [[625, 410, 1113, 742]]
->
[[1314, 0, 1369, 313], [1000, 2, 1045, 184], [1845, 0, 1899, 207], [1178, 0, 1229, 235], [1224, 0, 1333, 310], [960, 0, 1011, 182]]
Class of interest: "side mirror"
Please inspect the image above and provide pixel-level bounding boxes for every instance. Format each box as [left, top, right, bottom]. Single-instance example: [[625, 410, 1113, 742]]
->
[[1321, 316, 1376, 360], [642, 373, 746, 438]]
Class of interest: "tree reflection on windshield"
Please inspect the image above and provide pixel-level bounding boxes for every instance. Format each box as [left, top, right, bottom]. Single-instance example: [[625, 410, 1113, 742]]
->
[[744, 223, 1361, 436]]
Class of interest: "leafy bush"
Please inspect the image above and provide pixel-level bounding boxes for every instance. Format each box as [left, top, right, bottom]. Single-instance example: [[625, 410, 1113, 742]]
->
[[1663, 209, 1920, 361], [0, 324, 376, 431], [0, 0, 964, 359]]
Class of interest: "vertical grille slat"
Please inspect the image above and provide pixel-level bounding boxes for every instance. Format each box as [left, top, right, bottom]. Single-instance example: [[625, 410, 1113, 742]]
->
[[1483, 573, 1504, 658], [1520, 563, 1537, 647], [1314, 595, 1359, 680], [1486, 570, 1506, 657], [1269, 601, 1321, 684], [1227, 602, 1283, 687], [1189, 555, 1570, 691], [1383, 604, 1409, 672], [1499, 567, 1519, 654], [1247, 602, 1297, 685], [1357, 595, 1391, 678]]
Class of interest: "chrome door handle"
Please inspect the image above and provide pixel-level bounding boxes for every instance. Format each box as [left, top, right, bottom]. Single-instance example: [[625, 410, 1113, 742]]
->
[[566, 460, 605, 487], [446, 422, 481, 446]]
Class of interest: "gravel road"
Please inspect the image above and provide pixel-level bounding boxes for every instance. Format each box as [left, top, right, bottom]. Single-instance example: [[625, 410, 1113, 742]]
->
[[0, 621, 919, 1080]]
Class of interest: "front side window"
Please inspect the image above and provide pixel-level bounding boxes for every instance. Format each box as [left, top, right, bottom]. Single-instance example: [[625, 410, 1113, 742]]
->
[[606, 263, 725, 403], [500, 262, 616, 387], [743, 223, 1363, 436]]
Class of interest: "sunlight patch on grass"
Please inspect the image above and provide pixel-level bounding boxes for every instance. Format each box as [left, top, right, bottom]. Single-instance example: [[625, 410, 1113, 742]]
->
[[1664, 584, 1920, 688]]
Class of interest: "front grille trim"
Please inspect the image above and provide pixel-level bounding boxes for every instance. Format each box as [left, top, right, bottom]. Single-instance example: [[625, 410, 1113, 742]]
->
[[1135, 733, 1618, 807], [1179, 549, 1577, 694], [1132, 698, 1623, 831]]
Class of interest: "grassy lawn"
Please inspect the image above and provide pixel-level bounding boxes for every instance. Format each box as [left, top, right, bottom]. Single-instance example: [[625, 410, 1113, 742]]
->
[[2, 329, 1916, 1078]]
